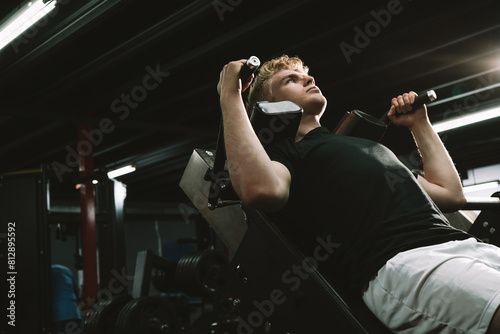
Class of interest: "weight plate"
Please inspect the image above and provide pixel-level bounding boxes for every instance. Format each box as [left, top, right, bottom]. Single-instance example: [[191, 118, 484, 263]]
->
[[95, 294, 132, 334], [115, 296, 181, 334]]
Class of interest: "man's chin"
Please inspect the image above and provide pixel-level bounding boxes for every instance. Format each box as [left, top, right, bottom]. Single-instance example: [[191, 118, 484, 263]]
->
[[302, 97, 327, 115]]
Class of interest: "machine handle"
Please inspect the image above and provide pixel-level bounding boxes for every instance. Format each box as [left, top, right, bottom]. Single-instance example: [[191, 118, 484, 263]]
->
[[240, 56, 260, 85], [413, 90, 437, 108]]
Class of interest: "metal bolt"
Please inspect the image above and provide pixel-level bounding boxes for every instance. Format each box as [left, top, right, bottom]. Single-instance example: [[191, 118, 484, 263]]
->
[[233, 298, 241, 307], [490, 228, 496, 234], [483, 221, 489, 228]]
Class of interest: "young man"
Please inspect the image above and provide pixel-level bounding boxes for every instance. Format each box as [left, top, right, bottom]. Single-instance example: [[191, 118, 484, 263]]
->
[[217, 55, 500, 333]]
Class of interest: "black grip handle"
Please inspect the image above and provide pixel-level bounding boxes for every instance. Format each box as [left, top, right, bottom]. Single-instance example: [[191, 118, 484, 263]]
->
[[380, 90, 437, 124], [240, 56, 260, 85], [412, 90, 437, 109]]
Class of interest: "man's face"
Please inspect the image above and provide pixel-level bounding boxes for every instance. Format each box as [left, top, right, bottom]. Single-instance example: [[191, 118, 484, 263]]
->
[[269, 69, 327, 116]]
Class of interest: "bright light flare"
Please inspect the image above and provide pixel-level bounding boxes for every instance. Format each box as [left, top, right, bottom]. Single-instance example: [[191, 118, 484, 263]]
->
[[0, 0, 57, 51], [107, 165, 136, 179]]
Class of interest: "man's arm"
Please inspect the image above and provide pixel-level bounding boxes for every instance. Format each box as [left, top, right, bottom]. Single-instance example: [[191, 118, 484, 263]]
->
[[388, 92, 466, 212], [217, 60, 290, 212]]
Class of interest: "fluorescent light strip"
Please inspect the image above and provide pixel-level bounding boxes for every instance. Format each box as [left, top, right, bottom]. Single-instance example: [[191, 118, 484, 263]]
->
[[429, 82, 500, 107], [429, 66, 500, 92], [0, 0, 57, 51], [432, 106, 500, 133], [107, 165, 136, 179], [463, 181, 500, 194]]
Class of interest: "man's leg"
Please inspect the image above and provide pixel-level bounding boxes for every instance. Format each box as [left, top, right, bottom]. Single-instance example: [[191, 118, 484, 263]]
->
[[363, 239, 500, 333], [487, 306, 500, 334]]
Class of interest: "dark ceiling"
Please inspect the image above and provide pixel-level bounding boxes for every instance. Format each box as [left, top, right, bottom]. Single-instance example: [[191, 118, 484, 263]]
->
[[1, 0, 499, 212]]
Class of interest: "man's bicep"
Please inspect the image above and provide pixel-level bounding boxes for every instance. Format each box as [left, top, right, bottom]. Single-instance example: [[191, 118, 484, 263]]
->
[[417, 175, 463, 213]]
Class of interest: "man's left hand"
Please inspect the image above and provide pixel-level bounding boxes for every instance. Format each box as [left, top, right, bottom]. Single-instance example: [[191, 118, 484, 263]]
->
[[388, 91, 429, 129]]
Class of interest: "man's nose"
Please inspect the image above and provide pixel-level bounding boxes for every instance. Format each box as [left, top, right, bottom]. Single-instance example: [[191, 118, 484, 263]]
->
[[304, 76, 315, 86]]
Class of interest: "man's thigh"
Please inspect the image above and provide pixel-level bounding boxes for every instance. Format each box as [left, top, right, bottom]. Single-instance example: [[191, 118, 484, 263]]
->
[[363, 239, 500, 333]]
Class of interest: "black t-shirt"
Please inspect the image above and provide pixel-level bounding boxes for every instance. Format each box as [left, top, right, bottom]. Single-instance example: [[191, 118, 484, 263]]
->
[[265, 126, 473, 294]]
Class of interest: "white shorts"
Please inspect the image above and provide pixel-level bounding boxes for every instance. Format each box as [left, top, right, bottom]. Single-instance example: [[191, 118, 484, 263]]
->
[[362, 238, 500, 334]]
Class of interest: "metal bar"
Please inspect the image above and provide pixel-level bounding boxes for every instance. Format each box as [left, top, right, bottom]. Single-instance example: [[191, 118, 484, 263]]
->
[[78, 122, 99, 312], [463, 197, 500, 210]]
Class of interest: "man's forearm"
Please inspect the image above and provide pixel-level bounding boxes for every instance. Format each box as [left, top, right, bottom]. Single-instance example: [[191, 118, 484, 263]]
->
[[410, 120, 466, 209]]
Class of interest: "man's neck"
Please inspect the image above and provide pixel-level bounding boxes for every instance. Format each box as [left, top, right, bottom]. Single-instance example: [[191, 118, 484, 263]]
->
[[295, 114, 321, 142]]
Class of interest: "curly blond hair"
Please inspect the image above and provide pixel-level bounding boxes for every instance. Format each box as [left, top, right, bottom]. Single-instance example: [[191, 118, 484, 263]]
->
[[246, 55, 309, 113]]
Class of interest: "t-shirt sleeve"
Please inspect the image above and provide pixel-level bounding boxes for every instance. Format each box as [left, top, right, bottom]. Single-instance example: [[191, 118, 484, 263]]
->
[[264, 138, 296, 179], [411, 169, 425, 179]]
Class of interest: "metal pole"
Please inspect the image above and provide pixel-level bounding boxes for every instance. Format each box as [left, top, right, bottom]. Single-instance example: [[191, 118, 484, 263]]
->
[[78, 123, 99, 312]]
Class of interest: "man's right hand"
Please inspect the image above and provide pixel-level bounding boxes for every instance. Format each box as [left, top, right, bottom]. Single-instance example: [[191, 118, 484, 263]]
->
[[217, 59, 254, 99]]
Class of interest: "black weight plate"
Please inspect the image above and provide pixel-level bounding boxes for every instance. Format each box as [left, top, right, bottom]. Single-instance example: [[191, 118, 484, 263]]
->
[[84, 299, 110, 334], [95, 294, 132, 334], [115, 298, 141, 334], [115, 296, 181, 334], [197, 251, 229, 294], [176, 253, 198, 296], [185, 252, 202, 296]]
